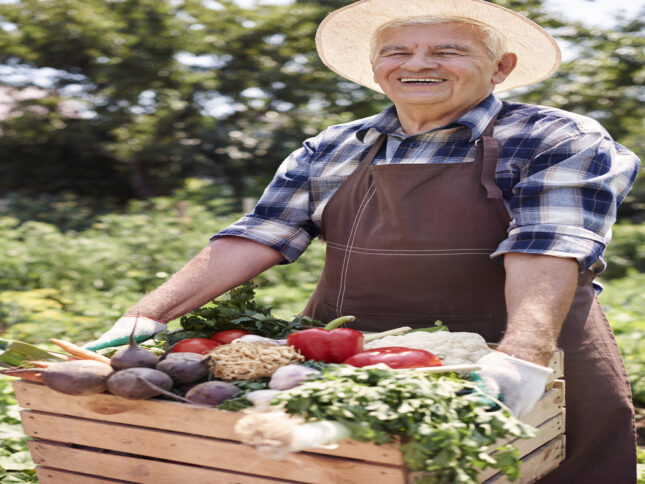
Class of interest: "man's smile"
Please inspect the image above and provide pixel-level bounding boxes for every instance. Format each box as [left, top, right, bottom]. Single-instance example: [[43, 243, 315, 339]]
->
[[399, 77, 446, 84]]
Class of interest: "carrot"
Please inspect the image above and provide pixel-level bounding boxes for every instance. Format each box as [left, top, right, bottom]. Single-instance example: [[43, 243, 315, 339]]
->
[[0, 368, 43, 383], [50, 351, 81, 361], [48, 339, 111, 364], [29, 360, 57, 368]]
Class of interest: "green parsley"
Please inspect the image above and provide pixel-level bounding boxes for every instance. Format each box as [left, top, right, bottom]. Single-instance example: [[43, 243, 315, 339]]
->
[[274, 366, 536, 484]]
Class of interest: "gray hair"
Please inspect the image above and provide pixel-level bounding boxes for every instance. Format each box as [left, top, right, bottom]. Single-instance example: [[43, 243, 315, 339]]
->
[[369, 16, 509, 62]]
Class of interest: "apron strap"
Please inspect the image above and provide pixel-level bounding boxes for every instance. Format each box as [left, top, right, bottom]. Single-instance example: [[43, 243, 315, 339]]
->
[[479, 113, 502, 200], [480, 136, 502, 199], [360, 133, 387, 167], [478, 113, 512, 224]]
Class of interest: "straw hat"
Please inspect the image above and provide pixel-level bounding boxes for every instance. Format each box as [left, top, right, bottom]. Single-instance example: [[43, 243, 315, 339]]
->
[[315, 0, 561, 93]]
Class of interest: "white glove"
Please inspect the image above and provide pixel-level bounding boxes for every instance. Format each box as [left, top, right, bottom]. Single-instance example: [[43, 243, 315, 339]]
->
[[476, 351, 553, 417], [83, 316, 167, 351]]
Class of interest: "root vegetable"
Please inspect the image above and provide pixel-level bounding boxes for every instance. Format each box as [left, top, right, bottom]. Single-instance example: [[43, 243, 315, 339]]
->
[[48, 339, 111, 364], [107, 368, 173, 400], [156, 352, 209, 384], [269, 365, 320, 390], [246, 389, 282, 407], [0, 368, 44, 383], [41, 360, 113, 395], [29, 361, 56, 368], [185, 381, 241, 405], [110, 331, 160, 370], [235, 410, 350, 457]]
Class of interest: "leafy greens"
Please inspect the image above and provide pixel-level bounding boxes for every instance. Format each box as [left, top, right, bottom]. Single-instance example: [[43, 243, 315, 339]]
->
[[165, 281, 324, 344], [273, 365, 536, 484]]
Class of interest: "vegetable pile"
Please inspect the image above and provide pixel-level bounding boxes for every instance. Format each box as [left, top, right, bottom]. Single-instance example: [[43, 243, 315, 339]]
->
[[1, 282, 536, 483], [237, 365, 536, 484]]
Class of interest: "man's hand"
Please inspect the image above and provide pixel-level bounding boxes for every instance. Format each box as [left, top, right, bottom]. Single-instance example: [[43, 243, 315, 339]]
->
[[83, 316, 167, 351], [476, 351, 553, 417], [84, 237, 284, 351]]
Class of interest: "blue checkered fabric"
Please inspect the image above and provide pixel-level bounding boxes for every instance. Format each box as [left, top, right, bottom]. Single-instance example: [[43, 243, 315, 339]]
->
[[213, 94, 640, 276]]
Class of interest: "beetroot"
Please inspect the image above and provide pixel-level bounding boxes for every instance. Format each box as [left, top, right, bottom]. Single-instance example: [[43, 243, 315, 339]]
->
[[42, 360, 113, 395], [107, 368, 173, 400]]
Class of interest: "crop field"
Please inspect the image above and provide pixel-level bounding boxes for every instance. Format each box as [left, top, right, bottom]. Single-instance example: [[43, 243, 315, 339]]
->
[[0, 188, 643, 482]]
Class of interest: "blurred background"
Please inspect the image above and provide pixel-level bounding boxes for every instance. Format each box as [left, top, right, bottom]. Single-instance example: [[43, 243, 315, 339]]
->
[[0, 0, 643, 481]]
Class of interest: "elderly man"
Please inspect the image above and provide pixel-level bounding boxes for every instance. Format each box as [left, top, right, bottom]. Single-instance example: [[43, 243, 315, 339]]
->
[[87, 0, 639, 481]]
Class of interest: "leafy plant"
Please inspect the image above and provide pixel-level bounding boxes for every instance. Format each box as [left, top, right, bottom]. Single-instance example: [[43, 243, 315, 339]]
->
[[178, 281, 324, 340], [275, 366, 536, 483]]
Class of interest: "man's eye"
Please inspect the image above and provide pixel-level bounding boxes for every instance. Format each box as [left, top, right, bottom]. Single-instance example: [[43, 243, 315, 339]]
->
[[436, 51, 461, 56]]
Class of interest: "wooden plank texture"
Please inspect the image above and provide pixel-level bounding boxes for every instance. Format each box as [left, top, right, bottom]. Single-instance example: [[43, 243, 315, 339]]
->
[[20, 410, 406, 484], [483, 437, 566, 484], [12, 380, 403, 465], [36, 467, 131, 484], [29, 441, 299, 484], [477, 412, 565, 481]]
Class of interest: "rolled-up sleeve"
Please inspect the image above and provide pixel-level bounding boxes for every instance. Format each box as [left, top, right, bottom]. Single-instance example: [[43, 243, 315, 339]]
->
[[492, 126, 640, 273], [211, 138, 319, 263]]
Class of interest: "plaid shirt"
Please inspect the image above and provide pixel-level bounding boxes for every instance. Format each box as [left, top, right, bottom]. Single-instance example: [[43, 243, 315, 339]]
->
[[214, 94, 640, 276]]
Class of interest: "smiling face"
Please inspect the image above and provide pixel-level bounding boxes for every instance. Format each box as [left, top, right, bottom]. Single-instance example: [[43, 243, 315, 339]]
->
[[371, 22, 516, 130]]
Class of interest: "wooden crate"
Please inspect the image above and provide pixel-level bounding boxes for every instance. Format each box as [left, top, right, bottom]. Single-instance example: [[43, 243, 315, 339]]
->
[[12, 352, 565, 484]]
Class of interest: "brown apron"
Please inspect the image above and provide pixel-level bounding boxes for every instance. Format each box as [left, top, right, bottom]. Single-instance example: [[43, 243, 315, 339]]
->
[[302, 119, 637, 482]]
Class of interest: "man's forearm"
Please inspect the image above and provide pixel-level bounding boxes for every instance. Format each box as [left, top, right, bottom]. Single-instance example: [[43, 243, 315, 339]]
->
[[124, 237, 284, 322], [497, 252, 579, 366]]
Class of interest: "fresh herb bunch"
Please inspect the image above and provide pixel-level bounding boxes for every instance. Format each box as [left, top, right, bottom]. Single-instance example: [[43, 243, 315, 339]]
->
[[273, 366, 536, 484], [178, 281, 324, 340]]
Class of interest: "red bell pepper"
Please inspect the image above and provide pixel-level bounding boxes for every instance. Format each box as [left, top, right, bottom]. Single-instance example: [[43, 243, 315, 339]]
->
[[343, 346, 442, 369], [286, 316, 363, 363]]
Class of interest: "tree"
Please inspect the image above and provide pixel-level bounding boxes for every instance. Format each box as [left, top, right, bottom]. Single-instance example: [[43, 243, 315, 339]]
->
[[0, 0, 641, 218]]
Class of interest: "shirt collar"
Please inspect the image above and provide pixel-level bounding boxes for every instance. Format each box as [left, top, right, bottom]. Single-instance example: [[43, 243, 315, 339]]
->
[[356, 94, 503, 143]]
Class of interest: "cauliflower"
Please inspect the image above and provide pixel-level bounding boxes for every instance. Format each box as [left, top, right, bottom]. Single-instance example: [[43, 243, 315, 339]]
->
[[363, 330, 492, 366]]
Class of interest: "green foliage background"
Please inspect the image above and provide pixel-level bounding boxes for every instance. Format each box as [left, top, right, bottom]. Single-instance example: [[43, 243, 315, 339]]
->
[[0, 0, 643, 481]]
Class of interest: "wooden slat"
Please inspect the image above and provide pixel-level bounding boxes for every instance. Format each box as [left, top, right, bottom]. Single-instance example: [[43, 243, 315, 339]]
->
[[547, 351, 564, 380], [513, 412, 564, 457], [12, 380, 242, 438], [12, 380, 403, 465], [483, 437, 566, 484], [20, 410, 406, 484], [478, 412, 565, 481], [29, 441, 298, 484], [36, 467, 131, 484]]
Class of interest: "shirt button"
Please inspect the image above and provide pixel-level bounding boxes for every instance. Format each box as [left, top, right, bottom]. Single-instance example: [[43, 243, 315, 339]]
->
[[409, 141, 419, 148]]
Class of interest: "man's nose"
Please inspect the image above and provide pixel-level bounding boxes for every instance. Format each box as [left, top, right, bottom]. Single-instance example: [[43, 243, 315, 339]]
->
[[401, 53, 439, 70]]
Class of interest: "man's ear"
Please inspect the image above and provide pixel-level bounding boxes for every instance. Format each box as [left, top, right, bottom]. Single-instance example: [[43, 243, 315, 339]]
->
[[492, 53, 518, 85]]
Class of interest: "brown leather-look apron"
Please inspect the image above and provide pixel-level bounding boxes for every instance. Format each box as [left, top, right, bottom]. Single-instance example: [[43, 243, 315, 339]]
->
[[302, 119, 637, 482]]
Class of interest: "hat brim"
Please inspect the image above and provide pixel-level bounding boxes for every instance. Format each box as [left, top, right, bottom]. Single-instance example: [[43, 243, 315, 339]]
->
[[315, 0, 561, 94]]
